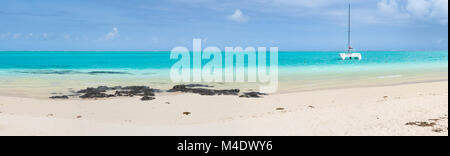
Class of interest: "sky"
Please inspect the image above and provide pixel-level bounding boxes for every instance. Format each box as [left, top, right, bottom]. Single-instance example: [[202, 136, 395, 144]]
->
[[0, 0, 448, 51]]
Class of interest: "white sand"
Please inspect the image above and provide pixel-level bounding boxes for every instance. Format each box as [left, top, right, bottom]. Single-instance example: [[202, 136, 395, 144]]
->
[[0, 81, 448, 136]]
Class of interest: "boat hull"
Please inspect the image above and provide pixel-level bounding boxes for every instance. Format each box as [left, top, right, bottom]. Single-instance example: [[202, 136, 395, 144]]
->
[[340, 53, 362, 60]]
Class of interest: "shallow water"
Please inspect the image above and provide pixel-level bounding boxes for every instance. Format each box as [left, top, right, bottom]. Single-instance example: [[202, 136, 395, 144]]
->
[[0, 51, 448, 98]]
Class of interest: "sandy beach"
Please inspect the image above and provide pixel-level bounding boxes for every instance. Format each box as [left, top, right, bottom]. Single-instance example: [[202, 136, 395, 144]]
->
[[0, 81, 447, 136]]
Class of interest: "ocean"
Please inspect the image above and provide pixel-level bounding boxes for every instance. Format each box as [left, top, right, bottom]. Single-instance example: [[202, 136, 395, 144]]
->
[[0, 51, 448, 97]]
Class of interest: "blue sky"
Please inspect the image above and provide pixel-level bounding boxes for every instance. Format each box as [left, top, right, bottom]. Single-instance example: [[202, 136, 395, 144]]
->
[[0, 0, 448, 51]]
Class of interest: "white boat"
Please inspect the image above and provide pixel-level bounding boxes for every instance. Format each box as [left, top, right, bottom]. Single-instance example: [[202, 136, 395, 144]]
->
[[340, 52, 362, 60], [340, 4, 362, 60]]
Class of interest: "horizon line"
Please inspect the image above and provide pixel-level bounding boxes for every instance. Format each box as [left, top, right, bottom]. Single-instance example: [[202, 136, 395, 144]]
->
[[0, 49, 448, 52]]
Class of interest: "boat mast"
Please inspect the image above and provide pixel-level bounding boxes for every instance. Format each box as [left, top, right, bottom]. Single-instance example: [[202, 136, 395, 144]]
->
[[339, 2, 362, 60], [348, 3, 351, 53]]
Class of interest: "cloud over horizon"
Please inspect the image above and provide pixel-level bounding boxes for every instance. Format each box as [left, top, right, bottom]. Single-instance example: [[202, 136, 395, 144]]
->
[[376, 0, 448, 24], [103, 27, 120, 40], [0, 0, 447, 51], [227, 9, 249, 23]]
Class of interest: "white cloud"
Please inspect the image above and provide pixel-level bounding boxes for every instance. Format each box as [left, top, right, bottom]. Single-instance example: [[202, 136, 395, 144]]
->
[[13, 33, 22, 39], [272, 0, 339, 8], [174, 0, 446, 25], [406, 0, 432, 18], [430, 0, 448, 17], [429, 0, 448, 25], [378, 0, 398, 14], [377, 0, 410, 18], [42, 33, 48, 39], [406, 0, 448, 21], [24, 33, 33, 39], [104, 27, 119, 40], [227, 9, 249, 23], [0, 32, 11, 39], [1, 32, 54, 40], [375, 0, 448, 24], [265, 0, 448, 25]]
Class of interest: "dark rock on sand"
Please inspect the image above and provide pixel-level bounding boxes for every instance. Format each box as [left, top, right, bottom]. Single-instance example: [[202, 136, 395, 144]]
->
[[54, 84, 267, 100], [141, 96, 156, 101], [77, 87, 104, 94], [168, 84, 239, 96], [77, 86, 123, 94], [115, 86, 159, 97], [123, 86, 161, 93], [80, 92, 115, 99], [49, 95, 69, 99], [276, 107, 285, 111], [77, 86, 115, 99], [406, 121, 437, 127], [239, 92, 268, 98], [75, 85, 158, 99], [183, 112, 192, 116], [50, 85, 160, 100], [111, 86, 122, 90]]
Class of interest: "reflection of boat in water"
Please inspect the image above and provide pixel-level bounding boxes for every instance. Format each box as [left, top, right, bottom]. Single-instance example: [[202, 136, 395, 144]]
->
[[340, 3, 362, 60]]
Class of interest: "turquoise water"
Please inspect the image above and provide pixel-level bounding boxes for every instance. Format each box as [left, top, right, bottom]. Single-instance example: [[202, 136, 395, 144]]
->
[[0, 51, 448, 96], [0, 51, 447, 70], [0, 51, 447, 79]]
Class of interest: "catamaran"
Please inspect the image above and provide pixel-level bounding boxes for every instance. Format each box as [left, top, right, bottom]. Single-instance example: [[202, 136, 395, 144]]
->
[[340, 4, 362, 60]]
